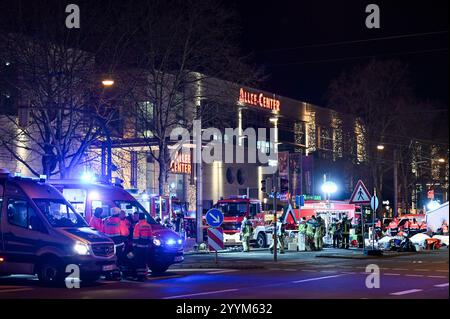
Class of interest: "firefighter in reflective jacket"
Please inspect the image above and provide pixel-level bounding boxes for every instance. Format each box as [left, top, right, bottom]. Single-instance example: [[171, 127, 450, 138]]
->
[[133, 213, 152, 281], [388, 218, 399, 236], [103, 207, 127, 271], [298, 217, 307, 251], [305, 216, 317, 251], [408, 218, 420, 236], [89, 207, 103, 231], [314, 216, 325, 251], [240, 216, 253, 252], [269, 218, 285, 254], [419, 221, 427, 233]]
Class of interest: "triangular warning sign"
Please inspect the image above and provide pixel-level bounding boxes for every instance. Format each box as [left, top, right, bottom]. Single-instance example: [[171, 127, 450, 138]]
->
[[349, 180, 371, 204]]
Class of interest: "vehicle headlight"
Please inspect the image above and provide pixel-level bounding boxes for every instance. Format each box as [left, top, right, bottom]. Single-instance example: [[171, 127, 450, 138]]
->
[[177, 239, 183, 245], [74, 241, 90, 255], [153, 238, 162, 246], [166, 238, 176, 246]]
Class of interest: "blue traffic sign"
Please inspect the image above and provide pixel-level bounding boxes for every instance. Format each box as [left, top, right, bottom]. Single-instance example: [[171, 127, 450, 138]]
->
[[205, 208, 224, 227], [370, 196, 379, 211]]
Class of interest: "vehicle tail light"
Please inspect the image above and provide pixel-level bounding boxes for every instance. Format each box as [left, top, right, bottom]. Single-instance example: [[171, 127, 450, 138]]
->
[[0, 257, 4, 263]]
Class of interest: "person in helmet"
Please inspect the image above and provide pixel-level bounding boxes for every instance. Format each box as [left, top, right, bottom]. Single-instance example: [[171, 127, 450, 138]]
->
[[314, 216, 325, 251], [305, 215, 318, 251], [240, 216, 253, 252], [270, 217, 286, 254]]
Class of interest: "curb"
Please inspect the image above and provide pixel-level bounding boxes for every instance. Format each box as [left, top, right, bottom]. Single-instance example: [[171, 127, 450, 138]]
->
[[316, 251, 418, 259]]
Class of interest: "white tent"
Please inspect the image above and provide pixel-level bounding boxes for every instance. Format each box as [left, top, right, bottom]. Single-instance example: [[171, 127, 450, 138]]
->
[[426, 202, 449, 233]]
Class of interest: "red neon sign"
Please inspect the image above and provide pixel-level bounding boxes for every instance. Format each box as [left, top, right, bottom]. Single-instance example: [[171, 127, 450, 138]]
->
[[239, 88, 280, 112]]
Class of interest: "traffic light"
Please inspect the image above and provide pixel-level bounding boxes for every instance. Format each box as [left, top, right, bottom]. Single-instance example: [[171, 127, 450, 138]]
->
[[261, 177, 273, 194], [261, 179, 267, 193], [279, 176, 289, 194]]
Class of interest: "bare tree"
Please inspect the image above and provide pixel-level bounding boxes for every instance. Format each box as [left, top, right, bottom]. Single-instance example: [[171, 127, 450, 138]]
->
[[0, 0, 126, 178], [327, 59, 415, 215], [115, 0, 262, 194]]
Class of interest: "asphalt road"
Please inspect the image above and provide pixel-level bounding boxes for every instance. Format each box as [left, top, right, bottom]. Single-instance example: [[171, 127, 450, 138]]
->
[[0, 249, 448, 299]]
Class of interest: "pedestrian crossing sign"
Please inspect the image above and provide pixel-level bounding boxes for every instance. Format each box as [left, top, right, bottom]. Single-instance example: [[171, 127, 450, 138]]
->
[[349, 180, 371, 204]]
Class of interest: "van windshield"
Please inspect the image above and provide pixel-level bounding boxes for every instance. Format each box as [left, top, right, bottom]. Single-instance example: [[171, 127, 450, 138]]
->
[[114, 200, 158, 225], [34, 199, 87, 228]]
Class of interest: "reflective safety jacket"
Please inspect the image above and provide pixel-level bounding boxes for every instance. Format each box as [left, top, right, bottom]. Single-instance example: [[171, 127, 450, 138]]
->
[[375, 220, 382, 228], [89, 216, 103, 231], [103, 216, 121, 237], [133, 220, 153, 247], [388, 221, 398, 230], [419, 222, 427, 230], [119, 218, 131, 237], [299, 222, 307, 234], [342, 220, 351, 235], [409, 222, 420, 230], [315, 221, 324, 238], [306, 219, 317, 236]]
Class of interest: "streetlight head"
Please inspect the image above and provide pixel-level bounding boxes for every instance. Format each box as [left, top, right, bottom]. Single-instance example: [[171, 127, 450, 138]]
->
[[321, 181, 338, 194], [377, 145, 385, 151], [438, 158, 445, 163], [102, 79, 114, 86]]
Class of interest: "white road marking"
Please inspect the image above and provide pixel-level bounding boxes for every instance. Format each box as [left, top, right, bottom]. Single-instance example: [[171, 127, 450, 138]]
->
[[385, 273, 401, 276], [300, 269, 316, 272], [405, 274, 424, 277], [390, 289, 423, 296], [414, 269, 430, 272], [292, 274, 344, 284], [434, 283, 449, 288], [207, 269, 237, 274], [392, 268, 408, 271], [163, 288, 239, 299], [427, 275, 447, 278]]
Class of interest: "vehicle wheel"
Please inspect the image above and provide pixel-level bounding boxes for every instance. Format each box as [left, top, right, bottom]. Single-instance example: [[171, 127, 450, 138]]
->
[[256, 232, 267, 248], [37, 257, 64, 286], [150, 264, 169, 275]]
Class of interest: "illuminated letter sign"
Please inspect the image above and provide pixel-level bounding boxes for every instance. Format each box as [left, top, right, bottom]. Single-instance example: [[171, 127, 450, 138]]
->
[[170, 152, 192, 174], [239, 88, 280, 112]]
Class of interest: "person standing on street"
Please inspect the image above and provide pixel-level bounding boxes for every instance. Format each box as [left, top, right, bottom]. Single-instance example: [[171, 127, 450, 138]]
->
[[388, 218, 399, 236], [341, 216, 352, 249], [89, 207, 104, 231], [314, 216, 325, 251], [298, 217, 307, 251], [132, 213, 153, 281], [305, 216, 318, 251], [269, 218, 286, 254], [329, 219, 340, 248], [240, 216, 253, 252], [103, 207, 126, 277]]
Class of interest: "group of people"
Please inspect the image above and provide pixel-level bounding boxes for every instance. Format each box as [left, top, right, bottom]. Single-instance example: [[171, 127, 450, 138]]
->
[[89, 207, 153, 281], [298, 215, 351, 251]]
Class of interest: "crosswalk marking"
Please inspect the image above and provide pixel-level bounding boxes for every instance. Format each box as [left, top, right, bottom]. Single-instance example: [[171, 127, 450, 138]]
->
[[434, 283, 449, 288]]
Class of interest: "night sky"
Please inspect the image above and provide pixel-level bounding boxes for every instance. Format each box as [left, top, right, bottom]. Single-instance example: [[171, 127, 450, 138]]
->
[[234, 0, 449, 107]]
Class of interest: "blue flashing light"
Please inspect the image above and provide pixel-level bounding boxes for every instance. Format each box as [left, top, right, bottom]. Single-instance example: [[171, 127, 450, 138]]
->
[[166, 239, 176, 246], [81, 172, 96, 183]]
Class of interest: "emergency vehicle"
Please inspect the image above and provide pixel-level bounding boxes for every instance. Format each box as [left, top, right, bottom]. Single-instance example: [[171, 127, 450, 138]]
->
[[49, 179, 184, 274], [213, 196, 361, 248], [0, 169, 117, 284]]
